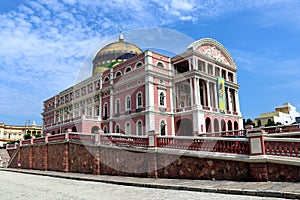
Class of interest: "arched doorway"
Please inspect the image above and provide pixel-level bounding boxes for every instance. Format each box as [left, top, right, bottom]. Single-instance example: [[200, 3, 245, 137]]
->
[[257, 120, 262, 127], [176, 118, 193, 136], [228, 120, 233, 131], [205, 117, 212, 133], [91, 126, 100, 134], [234, 121, 238, 130], [214, 119, 219, 132], [72, 126, 77, 132], [221, 119, 226, 131]]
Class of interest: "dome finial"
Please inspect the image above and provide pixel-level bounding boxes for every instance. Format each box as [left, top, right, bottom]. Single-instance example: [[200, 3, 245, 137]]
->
[[119, 30, 124, 42]]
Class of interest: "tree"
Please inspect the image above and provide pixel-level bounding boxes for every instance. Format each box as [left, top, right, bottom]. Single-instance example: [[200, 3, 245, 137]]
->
[[24, 134, 32, 140], [245, 118, 255, 126], [265, 119, 276, 127]]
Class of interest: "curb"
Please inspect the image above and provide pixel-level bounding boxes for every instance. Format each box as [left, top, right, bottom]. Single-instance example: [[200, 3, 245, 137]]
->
[[1, 168, 299, 199]]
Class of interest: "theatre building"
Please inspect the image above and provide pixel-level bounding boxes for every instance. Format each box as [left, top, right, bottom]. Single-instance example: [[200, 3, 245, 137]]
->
[[42, 33, 242, 136]]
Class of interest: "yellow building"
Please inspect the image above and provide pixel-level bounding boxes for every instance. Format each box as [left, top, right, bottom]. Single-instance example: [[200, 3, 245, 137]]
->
[[254, 103, 300, 127], [0, 121, 42, 147]]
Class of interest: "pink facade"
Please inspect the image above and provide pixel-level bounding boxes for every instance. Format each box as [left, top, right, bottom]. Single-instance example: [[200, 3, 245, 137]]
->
[[42, 36, 243, 136]]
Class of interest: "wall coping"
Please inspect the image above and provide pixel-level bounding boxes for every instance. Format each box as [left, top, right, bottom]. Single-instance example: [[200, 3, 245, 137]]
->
[[264, 137, 300, 142]]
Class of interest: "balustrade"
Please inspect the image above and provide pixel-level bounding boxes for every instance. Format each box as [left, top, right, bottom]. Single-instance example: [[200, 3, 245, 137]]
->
[[264, 138, 300, 157]]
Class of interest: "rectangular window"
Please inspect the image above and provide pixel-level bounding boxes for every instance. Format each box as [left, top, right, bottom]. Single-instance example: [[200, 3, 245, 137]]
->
[[198, 60, 205, 72], [208, 64, 213, 75]]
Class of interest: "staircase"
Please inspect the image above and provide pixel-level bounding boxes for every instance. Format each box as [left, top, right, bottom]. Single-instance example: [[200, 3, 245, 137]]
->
[[0, 149, 10, 167]]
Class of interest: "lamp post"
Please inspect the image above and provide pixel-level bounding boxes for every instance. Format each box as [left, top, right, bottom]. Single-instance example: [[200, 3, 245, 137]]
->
[[24, 120, 30, 139]]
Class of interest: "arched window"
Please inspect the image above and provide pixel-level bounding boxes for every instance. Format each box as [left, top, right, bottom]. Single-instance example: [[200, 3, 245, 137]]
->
[[104, 76, 109, 83], [159, 92, 165, 106], [125, 122, 131, 135], [125, 66, 132, 73], [115, 71, 122, 78], [115, 124, 120, 133], [115, 99, 120, 116], [136, 92, 142, 108], [157, 62, 164, 68], [103, 126, 108, 134], [91, 126, 99, 134], [137, 120, 143, 136], [160, 120, 166, 136], [136, 62, 143, 68], [96, 105, 100, 116], [126, 96, 131, 110], [103, 103, 108, 119]]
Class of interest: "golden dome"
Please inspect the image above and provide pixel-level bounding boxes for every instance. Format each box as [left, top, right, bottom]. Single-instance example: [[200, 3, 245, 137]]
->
[[92, 33, 142, 75]]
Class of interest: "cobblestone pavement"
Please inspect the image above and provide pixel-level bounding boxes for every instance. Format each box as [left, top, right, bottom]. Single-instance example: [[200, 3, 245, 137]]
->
[[0, 168, 299, 199]]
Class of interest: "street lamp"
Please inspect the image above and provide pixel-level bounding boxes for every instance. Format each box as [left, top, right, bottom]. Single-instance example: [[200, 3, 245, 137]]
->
[[24, 120, 30, 139]]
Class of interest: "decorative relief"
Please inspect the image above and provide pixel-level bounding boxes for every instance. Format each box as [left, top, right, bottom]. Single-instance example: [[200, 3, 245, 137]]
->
[[197, 45, 230, 65]]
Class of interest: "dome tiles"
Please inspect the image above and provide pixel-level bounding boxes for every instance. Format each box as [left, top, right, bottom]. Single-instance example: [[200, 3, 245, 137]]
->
[[92, 33, 142, 75]]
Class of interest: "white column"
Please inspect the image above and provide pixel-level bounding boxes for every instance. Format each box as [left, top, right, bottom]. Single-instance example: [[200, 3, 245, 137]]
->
[[227, 87, 232, 112], [145, 50, 153, 71], [226, 71, 229, 81], [189, 78, 194, 107], [145, 76, 155, 134], [193, 56, 197, 70], [214, 83, 218, 109], [235, 90, 241, 114], [194, 78, 200, 106]]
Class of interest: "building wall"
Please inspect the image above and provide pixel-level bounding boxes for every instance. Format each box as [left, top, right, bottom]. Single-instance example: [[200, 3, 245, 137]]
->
[[0, 123, 42, 147], [254, 103, 300, 126]]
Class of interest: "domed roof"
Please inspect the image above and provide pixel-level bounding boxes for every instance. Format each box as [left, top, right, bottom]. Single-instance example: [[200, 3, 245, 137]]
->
[[92, 33, 142, 75]]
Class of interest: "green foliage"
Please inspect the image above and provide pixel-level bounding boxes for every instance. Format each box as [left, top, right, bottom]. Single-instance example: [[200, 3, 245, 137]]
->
[[24, 134, 32, 140], [7, 140, 20, 144], [245, 118, 255, 126], [35, 133, 42, 138], [265, 120, 276, 127]]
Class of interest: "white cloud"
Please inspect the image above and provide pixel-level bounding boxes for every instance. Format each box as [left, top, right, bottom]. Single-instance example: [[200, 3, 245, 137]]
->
[[0, 0, 299, 125]]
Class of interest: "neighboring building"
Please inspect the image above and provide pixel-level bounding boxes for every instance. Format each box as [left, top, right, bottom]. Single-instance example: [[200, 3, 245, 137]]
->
[[42, 34, 243, 136], [296, 116, 300, 124], [0, 121, 42, 147], [254, 103, 300, 127]]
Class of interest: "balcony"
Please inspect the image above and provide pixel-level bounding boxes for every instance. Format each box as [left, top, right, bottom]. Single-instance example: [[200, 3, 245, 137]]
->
[[159, 107, 166, 112], [124, 110, 131, 115], [136, 108, 143, 113], [102, 116, 109, 120]]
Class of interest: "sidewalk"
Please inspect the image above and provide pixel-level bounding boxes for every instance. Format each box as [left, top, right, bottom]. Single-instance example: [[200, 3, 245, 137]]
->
[[1, 168, 300, 199]]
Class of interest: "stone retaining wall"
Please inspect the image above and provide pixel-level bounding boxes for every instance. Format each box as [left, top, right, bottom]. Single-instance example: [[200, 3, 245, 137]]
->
[[8, 141, 300, 182]]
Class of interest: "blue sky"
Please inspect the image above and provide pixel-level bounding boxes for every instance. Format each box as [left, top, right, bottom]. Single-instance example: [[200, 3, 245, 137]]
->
[[1, 0, 300, 126]]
